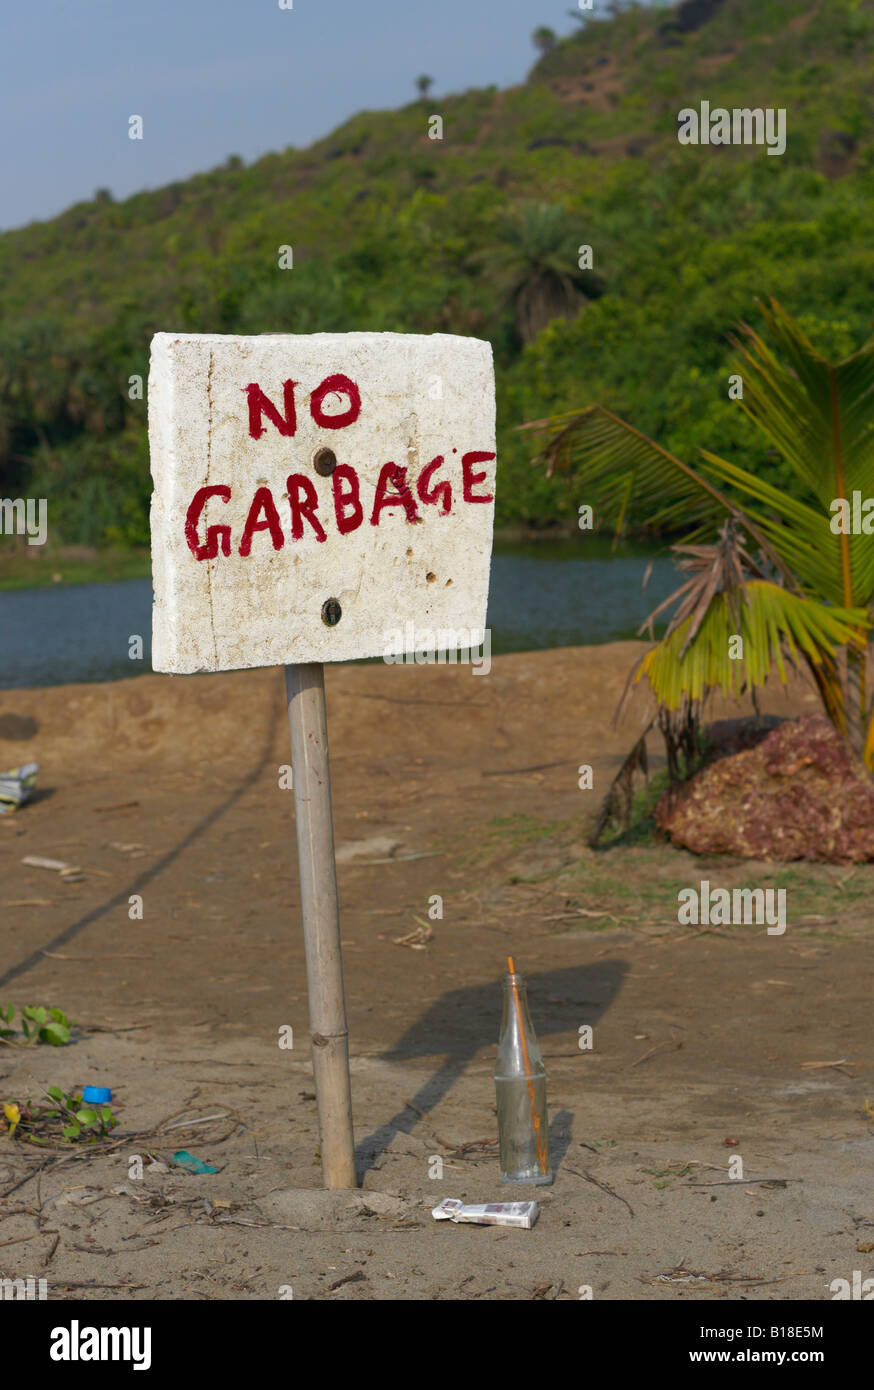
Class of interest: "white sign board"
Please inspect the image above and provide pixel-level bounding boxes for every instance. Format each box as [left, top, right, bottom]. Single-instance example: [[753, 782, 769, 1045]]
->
[[148, 332, 496, 672]]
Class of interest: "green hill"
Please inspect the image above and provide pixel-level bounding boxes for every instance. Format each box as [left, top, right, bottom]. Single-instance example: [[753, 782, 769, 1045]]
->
[[2, 0, 874, 548]]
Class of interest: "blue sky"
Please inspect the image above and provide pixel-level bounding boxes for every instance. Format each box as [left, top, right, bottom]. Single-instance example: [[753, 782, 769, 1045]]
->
[[1, 0, 667, 231]]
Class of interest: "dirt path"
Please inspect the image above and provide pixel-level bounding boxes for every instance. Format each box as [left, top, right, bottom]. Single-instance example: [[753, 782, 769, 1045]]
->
[[0, 646, 871, 1300]]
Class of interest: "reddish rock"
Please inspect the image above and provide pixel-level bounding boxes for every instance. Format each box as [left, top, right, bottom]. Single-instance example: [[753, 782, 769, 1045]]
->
[[656, 713, 874, 863], [702, 715, 784, 762]]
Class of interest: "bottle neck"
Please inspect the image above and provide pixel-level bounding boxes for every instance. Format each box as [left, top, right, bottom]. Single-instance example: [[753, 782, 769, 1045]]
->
[[501, 976, 528, 1025], [497, 975, 542, 1076]]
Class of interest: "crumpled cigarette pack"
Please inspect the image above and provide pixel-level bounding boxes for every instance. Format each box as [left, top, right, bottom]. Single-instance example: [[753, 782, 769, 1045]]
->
[[431, 1197, 539, 1229]]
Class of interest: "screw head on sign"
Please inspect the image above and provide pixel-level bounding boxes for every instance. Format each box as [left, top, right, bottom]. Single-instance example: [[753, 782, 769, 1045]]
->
[[321, 598, 342, 626], [313, 447, 337, 477]]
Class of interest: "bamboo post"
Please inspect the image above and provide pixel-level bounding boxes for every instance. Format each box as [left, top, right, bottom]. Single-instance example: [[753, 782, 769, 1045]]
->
[[285, 663, 357, 1189]]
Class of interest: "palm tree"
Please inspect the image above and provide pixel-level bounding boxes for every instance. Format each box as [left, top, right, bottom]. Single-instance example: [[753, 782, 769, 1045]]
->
[[522, 299, 874, 766], [482, 202, 603, 345], [631, 520, 861, 730], [415, 74, 433, 100], [532, 26, 558, 56]]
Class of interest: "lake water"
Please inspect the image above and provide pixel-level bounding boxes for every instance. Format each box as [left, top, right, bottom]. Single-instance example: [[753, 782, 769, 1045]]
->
[[0, 540, 678, 689]]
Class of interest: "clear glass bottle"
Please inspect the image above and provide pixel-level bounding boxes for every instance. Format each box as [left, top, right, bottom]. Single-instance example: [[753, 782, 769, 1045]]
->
[[495, 959, 552, 1185]]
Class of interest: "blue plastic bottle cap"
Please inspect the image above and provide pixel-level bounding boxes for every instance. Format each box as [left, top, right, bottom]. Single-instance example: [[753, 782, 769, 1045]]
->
[[82, 1086, 112, 1104]]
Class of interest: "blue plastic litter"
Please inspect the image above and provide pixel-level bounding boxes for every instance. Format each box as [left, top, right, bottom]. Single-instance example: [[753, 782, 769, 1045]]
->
[[82, 1086, 112, 1104], [173, 1150, 218, 1175]]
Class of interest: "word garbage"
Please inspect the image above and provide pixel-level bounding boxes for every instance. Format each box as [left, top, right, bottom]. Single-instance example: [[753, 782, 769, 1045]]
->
[[185, 450, 494, 558]]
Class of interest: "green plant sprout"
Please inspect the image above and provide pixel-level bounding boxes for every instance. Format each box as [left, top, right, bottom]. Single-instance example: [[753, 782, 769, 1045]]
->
[[3, 1087, 118, 1145], [0, 1004, 74, 1046]]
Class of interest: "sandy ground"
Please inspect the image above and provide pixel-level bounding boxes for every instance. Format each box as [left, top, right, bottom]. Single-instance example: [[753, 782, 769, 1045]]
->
[[0, 644, 872, 1301]]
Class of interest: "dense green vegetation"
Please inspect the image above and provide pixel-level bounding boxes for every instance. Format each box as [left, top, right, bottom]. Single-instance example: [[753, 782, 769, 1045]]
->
[[2, 0, 874, 548]]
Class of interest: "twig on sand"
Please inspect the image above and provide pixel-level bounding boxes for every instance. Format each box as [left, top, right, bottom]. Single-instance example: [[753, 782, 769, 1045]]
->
[[162, 1112, 232, 1132], [687, 1177, 799, 1189], [79, 1022, 152, 1034], [631, 1038, 683, 1068], [328, 1271, 366, 1291], [51, 1282, 150, 1291], [800, 1058, 857, 1077], [433, 1134, 499, 1158], [564, 1166, 635, 1218], [646, 1264, 790, 1288], [0, 1158, 54, 1200], [0, 1232, 47, 1251], [392, 922, 433, 949], [542, 909, 630, 923], [41, 951, 148, 961]]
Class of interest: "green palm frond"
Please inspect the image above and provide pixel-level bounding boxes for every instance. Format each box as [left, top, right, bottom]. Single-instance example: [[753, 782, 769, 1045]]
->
[[694, 448, 854, 606], [637, 580, 867, 711], [521, 404, 738, 542], [727, 299, 874, 608], [523, 299, 874, 605], [732, 300, 874, 503]]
